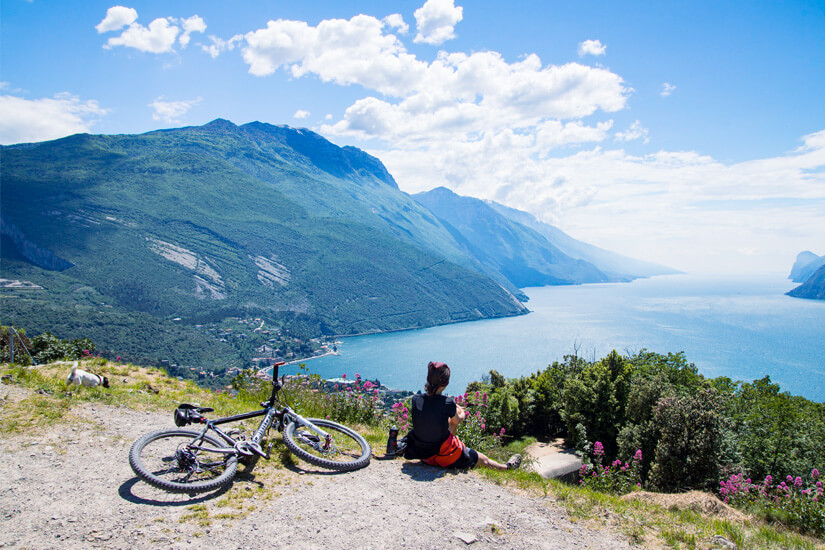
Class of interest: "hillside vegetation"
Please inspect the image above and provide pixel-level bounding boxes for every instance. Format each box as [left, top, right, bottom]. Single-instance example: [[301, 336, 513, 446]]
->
[[1, 120, 530, 373], [1, 353, 823, 549]]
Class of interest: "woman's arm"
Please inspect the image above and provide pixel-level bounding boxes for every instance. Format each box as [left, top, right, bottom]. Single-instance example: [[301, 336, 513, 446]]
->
[[448, 404, 466, 435]]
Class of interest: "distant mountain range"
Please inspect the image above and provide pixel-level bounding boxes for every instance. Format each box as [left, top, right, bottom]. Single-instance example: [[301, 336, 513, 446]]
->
[[787, 251, 825, 300], [1, 119, 674, 366], [413, 187, 676, 290]]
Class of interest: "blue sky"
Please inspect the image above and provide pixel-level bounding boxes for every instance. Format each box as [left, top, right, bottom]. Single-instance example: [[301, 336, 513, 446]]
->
[[2, 0, 824, 274]]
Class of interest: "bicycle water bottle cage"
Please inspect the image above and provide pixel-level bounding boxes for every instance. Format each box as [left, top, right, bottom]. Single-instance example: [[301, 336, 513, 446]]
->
[[174, 403, 214, 427]]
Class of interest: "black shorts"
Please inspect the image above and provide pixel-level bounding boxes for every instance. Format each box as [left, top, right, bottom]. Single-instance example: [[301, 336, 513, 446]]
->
[[446, 446, 479, 469]]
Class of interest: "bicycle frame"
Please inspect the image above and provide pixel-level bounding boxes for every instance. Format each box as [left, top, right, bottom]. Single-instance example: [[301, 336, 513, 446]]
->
[[182, 362, 333, 459]]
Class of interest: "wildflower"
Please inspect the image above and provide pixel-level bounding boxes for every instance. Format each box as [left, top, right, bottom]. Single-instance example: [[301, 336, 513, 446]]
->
[[116, 356, 121, 362], [355, 373, 361, 379], [499, 428, 505, 436], [813, 468, 820, 479], [764, 474, 773, 486], [794, 477, 803, 488], [594, 441, 605, 457], [633, 449, 643, 462], [363, 381, 373, 390]]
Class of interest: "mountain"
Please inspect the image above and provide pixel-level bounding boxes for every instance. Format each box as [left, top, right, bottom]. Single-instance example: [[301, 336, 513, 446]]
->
[[787, 264, 825, 300], [788, 251, 825, 283], [486, 201, 680, 280], [413, 187, 610, 287], [1, 120, 528, 367], [414, 187, 674, 288]]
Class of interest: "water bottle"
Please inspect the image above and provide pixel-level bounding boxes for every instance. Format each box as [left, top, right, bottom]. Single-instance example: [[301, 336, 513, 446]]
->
[[386, 425, 399, 455]]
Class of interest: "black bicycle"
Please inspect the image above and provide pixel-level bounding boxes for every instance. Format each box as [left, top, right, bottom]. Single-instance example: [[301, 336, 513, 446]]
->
[[129, 362, 371, 493]]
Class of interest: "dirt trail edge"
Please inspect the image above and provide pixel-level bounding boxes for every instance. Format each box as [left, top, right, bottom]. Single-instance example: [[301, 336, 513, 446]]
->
[[0, 398, 633, 550]]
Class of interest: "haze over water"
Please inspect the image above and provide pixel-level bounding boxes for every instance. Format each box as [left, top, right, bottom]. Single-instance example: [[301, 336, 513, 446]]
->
[[293, 273, 825, 403]]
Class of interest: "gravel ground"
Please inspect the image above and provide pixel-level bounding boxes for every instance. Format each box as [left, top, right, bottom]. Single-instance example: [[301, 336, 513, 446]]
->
[[0, 391, 633, 550]]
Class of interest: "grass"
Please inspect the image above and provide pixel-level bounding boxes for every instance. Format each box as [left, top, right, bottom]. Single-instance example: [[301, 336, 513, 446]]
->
[[3, 360, 824, 549]]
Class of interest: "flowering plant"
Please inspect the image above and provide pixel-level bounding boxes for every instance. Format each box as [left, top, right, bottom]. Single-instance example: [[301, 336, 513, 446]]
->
[[323, 373, 382, 425], [579, 443, 643, 495], [719, 468, 824, 535]]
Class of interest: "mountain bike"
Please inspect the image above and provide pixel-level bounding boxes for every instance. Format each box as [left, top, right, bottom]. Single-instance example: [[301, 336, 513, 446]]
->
[[129, 362, 371, 493]]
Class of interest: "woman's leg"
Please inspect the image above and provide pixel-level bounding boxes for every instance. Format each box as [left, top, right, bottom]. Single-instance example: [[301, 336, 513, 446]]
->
[[475, 451, 508, 471]]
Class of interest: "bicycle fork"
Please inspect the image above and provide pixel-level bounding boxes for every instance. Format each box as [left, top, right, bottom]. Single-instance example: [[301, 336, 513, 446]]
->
[[285, 408, 333, 451]]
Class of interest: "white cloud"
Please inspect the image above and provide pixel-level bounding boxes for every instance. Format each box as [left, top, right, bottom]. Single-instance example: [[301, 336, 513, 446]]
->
[[661, 82, 676, 97], [383, 13, 409, 34], [614, 120, 649, 143], [97, 8, 206, 54], [578, 39, 606, 57], [179, 15, 206, 48], [413, 0, 463, 45], [95, 6, 138, 33], [0, 93, 108, 145], [376, 127, 825, 273], [294, 109, 310, 119], [149, 96, 201, 124], [202, 34, 244, 58], [103, 17, 179, 53]]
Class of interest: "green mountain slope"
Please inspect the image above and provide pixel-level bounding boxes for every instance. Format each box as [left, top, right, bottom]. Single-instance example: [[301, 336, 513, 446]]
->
[[1, 120, 527, 367], [485, 200, 679, 280], [414, 187, 612, 287]]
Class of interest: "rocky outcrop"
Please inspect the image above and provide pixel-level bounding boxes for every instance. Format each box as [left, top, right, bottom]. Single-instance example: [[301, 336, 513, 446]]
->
[[0, 215, 74, 271], [789, 251, 824, 283]]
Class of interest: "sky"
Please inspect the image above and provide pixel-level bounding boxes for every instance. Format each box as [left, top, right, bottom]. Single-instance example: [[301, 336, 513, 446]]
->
[[2, 0, 824, 274]]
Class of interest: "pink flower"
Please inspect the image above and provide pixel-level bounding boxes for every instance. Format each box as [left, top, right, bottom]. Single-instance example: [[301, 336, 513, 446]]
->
[[355, 373, 361, 379], [633, 449, 643, 462], [593, 441, 605, 457], [341, 373, 347, 379], [116, 356, 121, 362], [764, 475, 773, 486], [813, 468, 820, 479], [794, 477, 803, 488]]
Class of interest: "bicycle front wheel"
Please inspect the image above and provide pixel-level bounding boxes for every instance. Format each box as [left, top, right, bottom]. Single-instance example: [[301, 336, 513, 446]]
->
[[129, 429, 238, 493], [283, 419, 371, 471]]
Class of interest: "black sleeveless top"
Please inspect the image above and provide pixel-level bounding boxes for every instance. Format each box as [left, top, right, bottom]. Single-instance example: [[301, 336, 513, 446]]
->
[[409, 394, 457, 457]]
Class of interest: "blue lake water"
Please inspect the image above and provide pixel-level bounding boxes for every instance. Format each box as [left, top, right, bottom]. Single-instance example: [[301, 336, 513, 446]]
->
[[288, 273, 825, 402]]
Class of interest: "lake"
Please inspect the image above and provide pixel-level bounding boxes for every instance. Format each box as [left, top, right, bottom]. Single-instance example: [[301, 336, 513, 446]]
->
[[287, 273, 825, 402]]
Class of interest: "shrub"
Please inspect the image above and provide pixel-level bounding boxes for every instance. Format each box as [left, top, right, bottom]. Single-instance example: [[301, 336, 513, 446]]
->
[[579, 442, 643, 495], [321, 373, 383, 426], [648, 389, 726, 492], [719, 469, 824, 536], [455, 391, 504, 452]]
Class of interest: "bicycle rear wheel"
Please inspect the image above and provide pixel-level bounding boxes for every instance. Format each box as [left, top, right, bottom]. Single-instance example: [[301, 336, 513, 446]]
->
[[129, 429, 238, 493], [283, 419, 371, 471]]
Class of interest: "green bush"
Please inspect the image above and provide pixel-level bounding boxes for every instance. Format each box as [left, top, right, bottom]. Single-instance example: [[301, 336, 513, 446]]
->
[[648, 389, 726, 492], [579, 441, 643, 495], [720, 470, 825, 536]]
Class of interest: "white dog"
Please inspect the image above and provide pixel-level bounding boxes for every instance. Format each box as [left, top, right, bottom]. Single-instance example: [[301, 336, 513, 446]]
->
[[66, 362, 109, 388]]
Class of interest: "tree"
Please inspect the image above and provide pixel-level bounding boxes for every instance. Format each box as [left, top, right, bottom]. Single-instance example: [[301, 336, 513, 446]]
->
[[561, 350, 631, 458], [648, 389, 726, 492]]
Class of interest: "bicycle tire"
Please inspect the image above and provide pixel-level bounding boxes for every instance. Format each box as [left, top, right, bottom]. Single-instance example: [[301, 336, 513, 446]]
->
[[129, 429, 238, 493], [283, 418, 371, 471]]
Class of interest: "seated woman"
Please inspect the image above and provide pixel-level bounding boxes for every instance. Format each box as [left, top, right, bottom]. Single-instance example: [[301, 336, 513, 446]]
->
[[404, 361, 521, 470]]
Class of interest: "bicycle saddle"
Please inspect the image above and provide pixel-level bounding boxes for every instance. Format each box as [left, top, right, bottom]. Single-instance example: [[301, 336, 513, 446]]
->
[[174, 403, 214, 426]]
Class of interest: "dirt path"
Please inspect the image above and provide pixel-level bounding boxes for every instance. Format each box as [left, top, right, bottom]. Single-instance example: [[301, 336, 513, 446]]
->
[[0, 395, 633, 550]]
